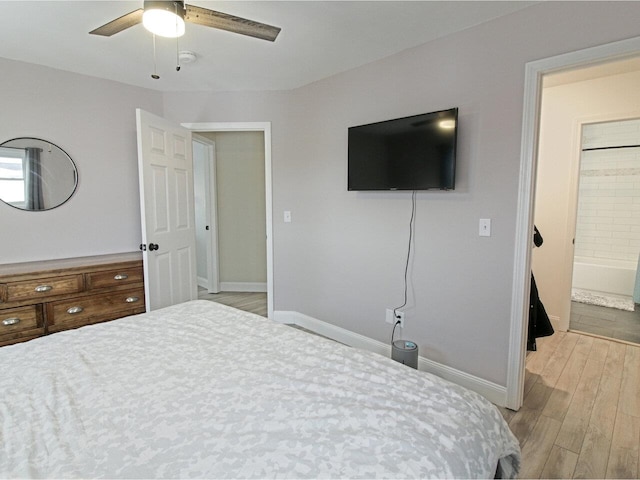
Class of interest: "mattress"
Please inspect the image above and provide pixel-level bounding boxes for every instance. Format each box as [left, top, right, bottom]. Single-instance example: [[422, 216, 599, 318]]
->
[[0, 300, 520, 478]]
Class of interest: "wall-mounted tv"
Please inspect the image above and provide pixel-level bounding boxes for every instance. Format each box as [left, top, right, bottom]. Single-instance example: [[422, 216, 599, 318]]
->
[[348, 107, 458, 191]]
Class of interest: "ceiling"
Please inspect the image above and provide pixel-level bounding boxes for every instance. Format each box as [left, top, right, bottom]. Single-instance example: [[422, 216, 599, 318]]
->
[[0, 1, 536, 93]]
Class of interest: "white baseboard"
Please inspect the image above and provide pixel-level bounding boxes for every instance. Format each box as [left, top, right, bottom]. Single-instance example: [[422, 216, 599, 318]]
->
[[273, 310, 508, 407], [220, 282, 267, 293]]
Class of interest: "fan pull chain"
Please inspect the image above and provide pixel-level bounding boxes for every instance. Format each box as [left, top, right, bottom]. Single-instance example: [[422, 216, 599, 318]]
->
[[176, 40, 181, 71], [151, 34, 160, 80], [175, 2, 181, 71]]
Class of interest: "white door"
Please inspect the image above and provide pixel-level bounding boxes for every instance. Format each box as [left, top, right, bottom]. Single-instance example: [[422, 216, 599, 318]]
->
[[193, 134, 220, 293], [136, 108, 197, 311]]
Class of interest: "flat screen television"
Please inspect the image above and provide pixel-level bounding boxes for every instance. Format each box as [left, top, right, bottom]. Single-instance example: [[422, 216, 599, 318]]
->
[[348, 107, 458, 191]]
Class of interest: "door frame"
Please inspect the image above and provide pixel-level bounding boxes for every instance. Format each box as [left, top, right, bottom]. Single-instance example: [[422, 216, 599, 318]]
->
[[564, 112, 640, 331], [507, 35, 640, 410], [192, 133, 220, 293], [183, 122, 274, 320]]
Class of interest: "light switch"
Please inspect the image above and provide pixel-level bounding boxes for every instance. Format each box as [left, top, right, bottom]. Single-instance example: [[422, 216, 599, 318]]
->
[[284, 211, 292, 223], [479, 218, 491, 237]]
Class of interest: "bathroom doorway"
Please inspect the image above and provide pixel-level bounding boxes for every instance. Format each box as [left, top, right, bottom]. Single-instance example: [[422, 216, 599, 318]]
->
[[569, 118, 640, 344]]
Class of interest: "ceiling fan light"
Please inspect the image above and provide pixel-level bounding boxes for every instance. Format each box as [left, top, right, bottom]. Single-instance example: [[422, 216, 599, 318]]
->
[[143, 1, 185, 38]]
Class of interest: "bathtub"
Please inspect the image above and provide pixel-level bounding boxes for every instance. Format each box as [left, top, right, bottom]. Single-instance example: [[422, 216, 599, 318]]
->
[[572, 256, 638, 297]]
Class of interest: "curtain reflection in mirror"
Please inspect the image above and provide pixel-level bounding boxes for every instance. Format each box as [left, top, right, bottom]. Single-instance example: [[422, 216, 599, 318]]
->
[[24, 147, 44, 210]]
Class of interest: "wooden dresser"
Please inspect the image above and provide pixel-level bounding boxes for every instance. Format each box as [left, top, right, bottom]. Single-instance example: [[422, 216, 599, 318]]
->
[[0, 252, 145, 347]]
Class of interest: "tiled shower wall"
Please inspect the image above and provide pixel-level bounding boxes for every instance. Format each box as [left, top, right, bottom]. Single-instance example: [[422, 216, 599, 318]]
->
[[575, 118, 640, 263]]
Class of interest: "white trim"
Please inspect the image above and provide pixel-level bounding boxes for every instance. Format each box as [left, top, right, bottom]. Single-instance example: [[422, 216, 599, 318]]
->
[[182, 122, 274, 320], [220, 282, 267, 293], [509, 36, 640, 411], [274, 310, 507, 406], [508, 60, 539, 411]]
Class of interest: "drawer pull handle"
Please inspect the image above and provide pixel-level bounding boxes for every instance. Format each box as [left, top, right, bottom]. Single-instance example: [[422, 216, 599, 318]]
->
[[114, 274, 129, 280], [34, 285, 53, 293], [2, 317, 20, 326], [67, 306, 84, 315], [125, 296, 140, 303]]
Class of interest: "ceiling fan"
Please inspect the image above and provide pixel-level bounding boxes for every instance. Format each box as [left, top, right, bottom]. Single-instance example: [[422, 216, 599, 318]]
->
[[90, 0, 281, 42]]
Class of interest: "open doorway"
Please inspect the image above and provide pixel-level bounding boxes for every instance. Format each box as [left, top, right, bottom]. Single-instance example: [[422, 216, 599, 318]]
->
[[185, 122, 274, 320], [570, 118, 640, 344], [533, 60, 640, 345], [507, 36, 640, 410]]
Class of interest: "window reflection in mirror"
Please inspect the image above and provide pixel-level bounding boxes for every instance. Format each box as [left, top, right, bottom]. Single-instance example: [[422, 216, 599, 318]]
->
[[0, 138, 77, 211]]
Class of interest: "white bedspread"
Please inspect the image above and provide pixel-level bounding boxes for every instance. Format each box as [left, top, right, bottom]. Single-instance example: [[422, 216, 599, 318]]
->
[[0, 300, 520, 478]]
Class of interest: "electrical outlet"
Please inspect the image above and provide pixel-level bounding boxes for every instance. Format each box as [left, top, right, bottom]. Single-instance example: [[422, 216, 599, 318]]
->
[[385, 308, 405, 328]]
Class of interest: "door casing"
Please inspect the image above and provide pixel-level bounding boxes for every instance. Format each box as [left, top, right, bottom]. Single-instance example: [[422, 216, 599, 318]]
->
[[508, 35, 640, 410], [183, 122, 274, 320]]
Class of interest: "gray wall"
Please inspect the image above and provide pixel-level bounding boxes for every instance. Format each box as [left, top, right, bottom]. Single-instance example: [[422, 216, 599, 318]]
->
[[0, 57, 162, 263], [164, 2, 640, 385]]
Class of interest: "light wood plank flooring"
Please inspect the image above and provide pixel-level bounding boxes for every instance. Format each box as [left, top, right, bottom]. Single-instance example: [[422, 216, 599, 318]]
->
[[197, 289, 267, 317], [500, 331, 640, 478]]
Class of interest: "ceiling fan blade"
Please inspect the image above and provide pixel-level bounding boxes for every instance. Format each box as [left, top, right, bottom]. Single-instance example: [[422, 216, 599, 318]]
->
[[89, 9, 144, 36], [185, 5, 281, 42]]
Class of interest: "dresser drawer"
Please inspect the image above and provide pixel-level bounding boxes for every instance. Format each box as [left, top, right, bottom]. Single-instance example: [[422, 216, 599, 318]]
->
[[0, 305, 44, 345], [86, 267, 143, 290], [47, 288, 145, 331], [5, 275, 84, 303], [0, 305, 39, 333]]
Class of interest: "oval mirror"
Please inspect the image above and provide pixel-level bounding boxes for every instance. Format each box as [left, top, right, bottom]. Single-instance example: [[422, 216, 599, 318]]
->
[[0, 137, 78, 211]]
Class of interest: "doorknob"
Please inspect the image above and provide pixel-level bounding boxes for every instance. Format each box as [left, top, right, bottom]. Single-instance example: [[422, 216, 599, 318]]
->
[[148, 243, 159, 251]]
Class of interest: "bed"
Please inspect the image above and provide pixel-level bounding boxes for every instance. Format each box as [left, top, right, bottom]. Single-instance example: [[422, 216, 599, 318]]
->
[[0, 300, 520, 478]]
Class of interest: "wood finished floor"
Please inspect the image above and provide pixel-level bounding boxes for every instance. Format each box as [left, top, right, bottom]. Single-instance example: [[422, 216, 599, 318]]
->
[[570, 301, 640, 345], [197, 289, 268, 317], [197, 291, 640, 478], [499, 331, 640, 479]]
